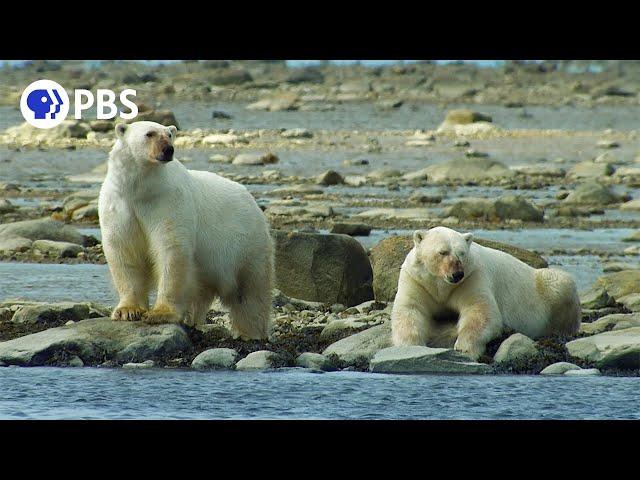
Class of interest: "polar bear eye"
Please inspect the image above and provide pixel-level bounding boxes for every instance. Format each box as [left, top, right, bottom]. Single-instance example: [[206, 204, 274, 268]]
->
[[439, 250, 448, 256], [146, 131, 156, 138]]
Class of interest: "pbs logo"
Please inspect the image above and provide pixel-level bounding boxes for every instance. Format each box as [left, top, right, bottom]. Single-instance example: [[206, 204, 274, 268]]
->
[[20, 79, 70, 129]]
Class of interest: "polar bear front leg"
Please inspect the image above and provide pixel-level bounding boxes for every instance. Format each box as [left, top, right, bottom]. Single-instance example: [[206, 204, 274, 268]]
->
[[454, 297, 502, 361], [391, 300, 434, 346], [144, 245, 194, 325], [103, 243, 150, 322]]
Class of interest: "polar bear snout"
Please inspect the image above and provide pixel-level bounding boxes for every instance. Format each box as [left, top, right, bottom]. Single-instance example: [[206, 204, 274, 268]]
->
[[449, 271, 465, 284], [157, 144, 174, 163]]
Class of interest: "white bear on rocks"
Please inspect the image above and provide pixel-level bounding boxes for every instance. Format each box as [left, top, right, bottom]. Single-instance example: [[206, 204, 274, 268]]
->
[[98, 121, 274, 339], [391, 226, 580, 360]]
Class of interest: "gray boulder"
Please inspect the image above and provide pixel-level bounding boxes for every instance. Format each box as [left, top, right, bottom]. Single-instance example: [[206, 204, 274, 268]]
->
[[540, 362, 582, 375], [191, 348, 238, 370], [0, 318, 191, 366], [272, 230, 373, 307], [32, 240, 83, 258], [445, 196, 543, 222], [493, 333, 539, 364], [0, 218, 85, 244], [580, 313, 640, 335], [295, 352, 335, 371], [369, 345, 490, 374], [235, 350, 281, 371], [10, 302, 108, 326], [323, 322, 392, 365], [564, 181, 620, 205], [566, 327, 640, 369], [403, 158, 514, 184]]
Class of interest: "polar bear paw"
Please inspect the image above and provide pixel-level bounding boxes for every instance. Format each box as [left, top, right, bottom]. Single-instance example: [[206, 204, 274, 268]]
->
[[454, 336, 483, 361], [112, 306, 146, 322], [143, 304, 182, 325]]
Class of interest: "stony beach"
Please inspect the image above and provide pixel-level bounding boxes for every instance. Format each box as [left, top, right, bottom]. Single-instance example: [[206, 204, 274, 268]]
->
[[1, 60, 640, 378]]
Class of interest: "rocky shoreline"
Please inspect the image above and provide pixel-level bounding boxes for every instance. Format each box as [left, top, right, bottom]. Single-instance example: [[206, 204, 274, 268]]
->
[[2, 60, 640, 378]]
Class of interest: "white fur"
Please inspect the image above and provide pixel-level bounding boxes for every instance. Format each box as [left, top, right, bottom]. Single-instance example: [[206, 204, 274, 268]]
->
[[391, 226, 580, 360], [98, 121, 274, 339]]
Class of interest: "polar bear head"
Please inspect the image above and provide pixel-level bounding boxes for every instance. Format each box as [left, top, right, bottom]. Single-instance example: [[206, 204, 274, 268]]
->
[[114, 121, 178, 164], [412, 226, 474, 285]]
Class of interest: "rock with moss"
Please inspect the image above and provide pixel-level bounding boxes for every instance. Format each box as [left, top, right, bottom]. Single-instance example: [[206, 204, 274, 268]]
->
[[0, 318, 191, 366], [493, 333, 540, 364], [594, 270, 640, 312], [32, 240, 83, 258], [8, 301, 109, 327]]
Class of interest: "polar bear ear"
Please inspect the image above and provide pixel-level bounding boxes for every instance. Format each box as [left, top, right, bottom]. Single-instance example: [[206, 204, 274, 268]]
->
[[462, 232, 474, 244], [168, 125, 177, 136], [413, 230, 425, 247], [115, 123, 128, 139]]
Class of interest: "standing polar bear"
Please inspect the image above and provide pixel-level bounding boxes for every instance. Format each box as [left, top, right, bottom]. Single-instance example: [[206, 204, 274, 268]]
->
[[98, 121, 274, 339], [391, 226, 580, 360]]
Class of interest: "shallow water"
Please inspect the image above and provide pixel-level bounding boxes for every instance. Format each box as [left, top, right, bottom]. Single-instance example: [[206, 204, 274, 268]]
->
[[0, 367, 638, 419]]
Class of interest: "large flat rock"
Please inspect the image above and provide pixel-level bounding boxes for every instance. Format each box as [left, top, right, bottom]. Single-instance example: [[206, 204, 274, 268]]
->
[[0, 318, 191, 366], [369, 345, 490, 374], [322, 322, 392, 365]]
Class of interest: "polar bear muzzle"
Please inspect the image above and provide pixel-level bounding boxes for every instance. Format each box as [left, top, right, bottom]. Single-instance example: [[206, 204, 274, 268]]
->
[[156, 144, 174, 163]]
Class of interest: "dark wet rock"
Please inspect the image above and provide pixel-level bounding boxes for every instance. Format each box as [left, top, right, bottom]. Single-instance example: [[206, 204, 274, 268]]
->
[[329, 222, 371, 236], [563, 181, 620, 205], [0, 199, 14, 214], [0, 218, 85, 244], [369, 235, 547, 302], [209, 68, 253, 86], [272, 230, 374, 307], [369, 345, 490, 374], [0, 318, 192, 366], [132, 108, 180, 129], [316, 170, 344, 186], [191, 348, 238, 370], [212, 110, 233, 119], [493, 333, 539, 364], [286, 67, 325, 84], [566, 327, 640, 369], [322, 323, 391, 366], [445, 195, 543, 222]]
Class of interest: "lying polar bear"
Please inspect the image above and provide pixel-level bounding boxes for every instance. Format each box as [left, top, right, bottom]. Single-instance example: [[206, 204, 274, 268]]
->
[[391, 226, 580, 360], [98, 121, 274, 339]]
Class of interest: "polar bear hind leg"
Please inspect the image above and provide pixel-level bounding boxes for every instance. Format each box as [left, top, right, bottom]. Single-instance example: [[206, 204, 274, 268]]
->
[[535, 268, 581, 336], [224, 251, 274, 340]]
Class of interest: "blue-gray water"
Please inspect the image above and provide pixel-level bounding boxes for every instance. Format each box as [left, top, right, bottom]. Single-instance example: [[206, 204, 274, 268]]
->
[[0, 367, 638, 419]]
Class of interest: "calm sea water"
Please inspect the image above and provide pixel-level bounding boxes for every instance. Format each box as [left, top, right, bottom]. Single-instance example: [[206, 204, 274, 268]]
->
[[0, 367, 638, 419]]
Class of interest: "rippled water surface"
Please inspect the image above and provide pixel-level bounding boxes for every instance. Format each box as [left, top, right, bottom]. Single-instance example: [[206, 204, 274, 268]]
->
[[0, 367, 638, 419]]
